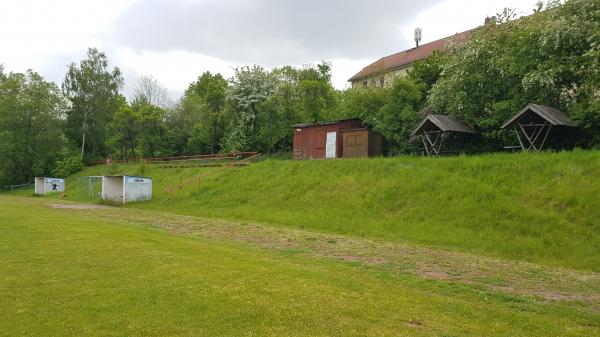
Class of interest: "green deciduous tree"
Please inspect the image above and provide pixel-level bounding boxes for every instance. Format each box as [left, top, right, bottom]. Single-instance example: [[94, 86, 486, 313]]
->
[[184, 72, 228, 154], [107, 104, 138, 160], [297, 62, 337, 122], [0, 67, 68, 184], [62, 48, 123, 161], [343, 78, 424, 154], [135, 102, 173, 158]]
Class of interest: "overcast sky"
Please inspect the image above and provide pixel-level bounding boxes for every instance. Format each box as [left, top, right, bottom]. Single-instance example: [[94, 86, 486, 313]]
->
[[1, 0, 540, 99]]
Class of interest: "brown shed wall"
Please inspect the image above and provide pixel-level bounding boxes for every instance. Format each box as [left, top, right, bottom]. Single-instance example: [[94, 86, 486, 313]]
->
[[293, 119, 363, 159], [341, 129, 383, 158]]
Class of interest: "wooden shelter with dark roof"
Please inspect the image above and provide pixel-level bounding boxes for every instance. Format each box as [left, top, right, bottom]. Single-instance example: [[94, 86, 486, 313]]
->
[[411, 114, 479, 157], [501, 104, 577, 152]]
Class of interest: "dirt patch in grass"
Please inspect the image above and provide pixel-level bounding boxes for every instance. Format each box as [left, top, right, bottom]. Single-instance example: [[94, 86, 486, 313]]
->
[[42, 199, 600, 311], [49, 203, 112, 210]]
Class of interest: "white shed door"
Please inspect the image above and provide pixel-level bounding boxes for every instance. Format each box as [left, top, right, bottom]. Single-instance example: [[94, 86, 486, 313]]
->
[[325, 132, 337, 158]]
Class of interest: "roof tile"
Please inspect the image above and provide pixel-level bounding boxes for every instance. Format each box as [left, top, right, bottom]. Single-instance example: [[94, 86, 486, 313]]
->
[[349, 31, 471, 82]]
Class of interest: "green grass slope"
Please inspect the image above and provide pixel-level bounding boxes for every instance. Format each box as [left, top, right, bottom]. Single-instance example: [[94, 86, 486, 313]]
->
[[1, 196, 598, 336], [64, 151, 600, 271]]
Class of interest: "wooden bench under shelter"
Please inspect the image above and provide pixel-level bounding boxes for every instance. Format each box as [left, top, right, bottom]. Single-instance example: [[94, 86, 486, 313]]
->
[[411, 114, 479, 157], [501, 104, 577, 152]]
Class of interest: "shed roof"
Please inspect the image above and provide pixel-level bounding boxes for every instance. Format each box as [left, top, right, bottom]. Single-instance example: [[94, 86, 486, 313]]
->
[[348, 31, 471, 82], [103, 175, 152, 179], [411, 114, 478, 136], [291, 118, 361, 128], [501, 104, 576, 129]]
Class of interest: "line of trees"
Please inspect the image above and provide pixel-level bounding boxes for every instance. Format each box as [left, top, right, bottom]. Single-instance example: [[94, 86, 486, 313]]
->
[[1, 0, 598, 185], [0, 51, 344, 184]]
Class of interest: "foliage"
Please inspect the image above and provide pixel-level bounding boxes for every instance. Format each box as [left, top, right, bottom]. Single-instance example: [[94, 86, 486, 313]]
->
[[133, 75, 173, 109], [51, 150, 84, 177], [427, 0, 600, 148], [107, 104, 138, 159], [371, 78, 424, 154], [0, 67, 67, 184], [297, 62, 338, 122], [224, 65, 277, 152], [107, 101, 174, 159], [183, 72, 228, 154], [407, 50, 447, 94], [62, 48, 123, 161], [134, 102, 173, 158], [342, 77, 425, 154]]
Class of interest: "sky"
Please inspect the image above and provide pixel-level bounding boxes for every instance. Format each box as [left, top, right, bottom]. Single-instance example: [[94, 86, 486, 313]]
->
[[0, 0, 540, 100]]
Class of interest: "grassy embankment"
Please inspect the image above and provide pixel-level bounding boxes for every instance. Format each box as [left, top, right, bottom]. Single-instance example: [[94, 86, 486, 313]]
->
[[1, 196, 599, 336], [56, 150, 600, 272]]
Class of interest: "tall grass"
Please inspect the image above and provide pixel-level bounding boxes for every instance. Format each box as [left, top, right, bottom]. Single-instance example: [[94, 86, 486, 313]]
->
[[65, 150, 600, 271]]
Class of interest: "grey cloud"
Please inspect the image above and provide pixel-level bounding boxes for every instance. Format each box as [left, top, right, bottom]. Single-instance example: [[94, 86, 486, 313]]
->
[[112, 0, 440, 65]]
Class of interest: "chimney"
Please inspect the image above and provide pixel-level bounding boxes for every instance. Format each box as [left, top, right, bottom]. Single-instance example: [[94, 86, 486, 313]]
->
[[484, 16, 497, 25]]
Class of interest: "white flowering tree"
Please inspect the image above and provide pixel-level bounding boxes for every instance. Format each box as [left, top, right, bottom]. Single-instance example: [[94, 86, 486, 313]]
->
[[225, 65, 277, 152]]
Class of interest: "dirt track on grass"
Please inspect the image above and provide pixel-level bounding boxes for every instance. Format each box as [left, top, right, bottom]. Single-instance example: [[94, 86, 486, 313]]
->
[[46, 200, 600, 311], [49, 203, 111, 210]]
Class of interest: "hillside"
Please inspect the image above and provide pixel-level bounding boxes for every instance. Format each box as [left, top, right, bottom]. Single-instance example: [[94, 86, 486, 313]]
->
[[63, 151, 600, 271]]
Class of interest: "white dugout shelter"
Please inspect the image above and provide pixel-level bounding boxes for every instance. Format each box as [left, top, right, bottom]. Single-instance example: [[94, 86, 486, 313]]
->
[[34, 177, 65, 195], [102, 176, 152, 204]]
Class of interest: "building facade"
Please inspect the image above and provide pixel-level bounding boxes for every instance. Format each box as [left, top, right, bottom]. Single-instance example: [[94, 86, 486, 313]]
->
[[348, 31, 470, 88]]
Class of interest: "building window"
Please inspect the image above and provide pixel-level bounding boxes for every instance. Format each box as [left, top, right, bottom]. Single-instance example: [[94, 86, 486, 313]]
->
[[362, 81, 367, 87], [380, 77, 385, 87]]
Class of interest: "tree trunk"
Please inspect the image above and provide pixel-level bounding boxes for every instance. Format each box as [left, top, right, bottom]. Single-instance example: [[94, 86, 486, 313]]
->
[[80, 117, 87, 160]]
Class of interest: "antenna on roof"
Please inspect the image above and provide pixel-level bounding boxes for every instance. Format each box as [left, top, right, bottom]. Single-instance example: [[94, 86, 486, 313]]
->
[[414, 28, 422, 48]]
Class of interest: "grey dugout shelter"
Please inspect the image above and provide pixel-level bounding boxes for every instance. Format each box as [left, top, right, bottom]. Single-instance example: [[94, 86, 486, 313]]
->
[[35, 177, 65, 195], [102, 176, 152, 204]]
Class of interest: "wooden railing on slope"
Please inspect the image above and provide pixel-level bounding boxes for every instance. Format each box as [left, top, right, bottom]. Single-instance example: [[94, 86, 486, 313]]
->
[[144, 152, 258, 164], [163, 153, 262, 194], [90, 152, 259, 166]]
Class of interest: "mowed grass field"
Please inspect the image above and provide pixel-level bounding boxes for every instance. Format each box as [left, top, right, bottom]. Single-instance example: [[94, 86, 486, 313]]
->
[[1, 196, 599, 337], [61, 150, 600, 271]]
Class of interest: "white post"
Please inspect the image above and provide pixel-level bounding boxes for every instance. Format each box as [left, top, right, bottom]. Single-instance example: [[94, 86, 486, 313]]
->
[[101, 177, 105, 201]]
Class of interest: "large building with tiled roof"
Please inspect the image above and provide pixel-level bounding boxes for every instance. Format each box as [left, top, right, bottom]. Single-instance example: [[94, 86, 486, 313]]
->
[[348, 30, 471, 88]]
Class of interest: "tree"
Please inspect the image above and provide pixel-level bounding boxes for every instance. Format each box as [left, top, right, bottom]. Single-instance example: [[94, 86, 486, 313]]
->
[[184, 72, 228, 154], [341, 85, 387, 126], [296, 62, 337, 122], [425, 0, 600, 148], [134, 102, 173, 158], [0, 68, 68, 184], [225, 66, 277, 152], [62, 48, 123, 161], [107, 104, 138, 160], [258, 66, 302, 153], [408, 50, 447, 95], [133, 75, 173, 109]]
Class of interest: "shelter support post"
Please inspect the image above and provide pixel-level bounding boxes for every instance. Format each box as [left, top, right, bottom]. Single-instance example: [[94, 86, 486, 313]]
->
[[420, 130, 445, 157], [514, 122, 552, 152]]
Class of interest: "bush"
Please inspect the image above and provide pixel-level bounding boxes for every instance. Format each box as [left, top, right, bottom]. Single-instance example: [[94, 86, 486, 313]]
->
[[51, 152, 84, 177]]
